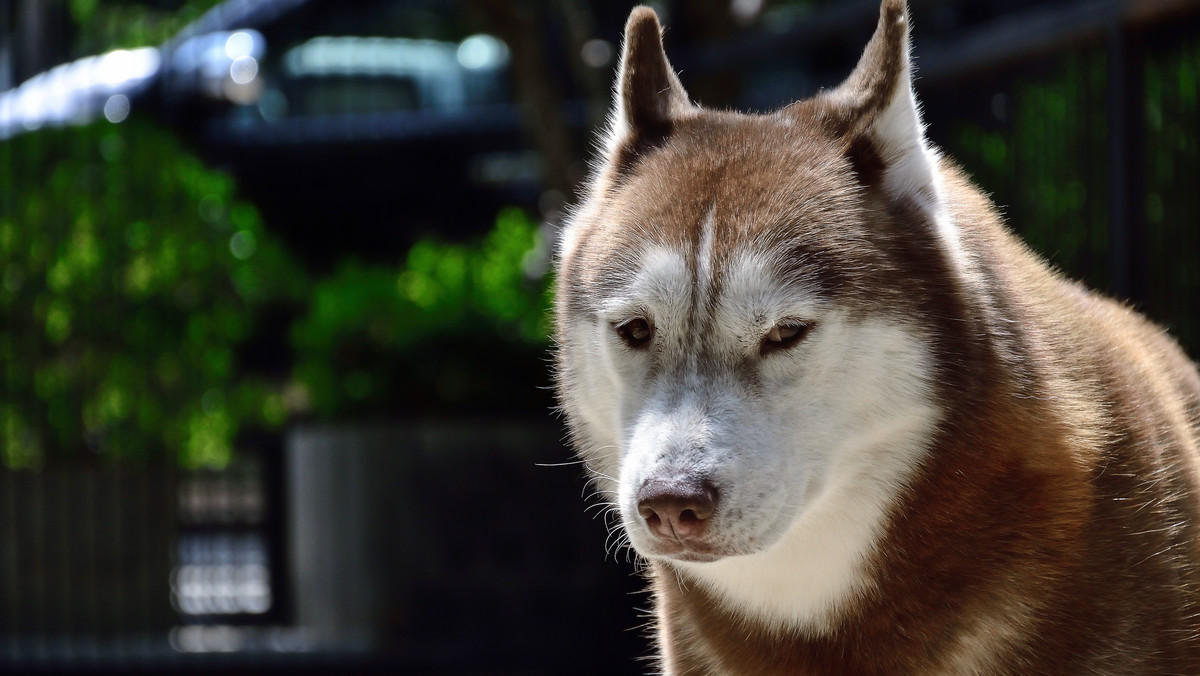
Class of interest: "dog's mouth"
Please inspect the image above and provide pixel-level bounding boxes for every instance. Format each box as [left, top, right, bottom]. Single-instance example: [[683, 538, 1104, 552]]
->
[[664, 549, 726, 563], [647, 547, 727, 564], [630, 511, 791, 565], [638, 539, 742, 564]]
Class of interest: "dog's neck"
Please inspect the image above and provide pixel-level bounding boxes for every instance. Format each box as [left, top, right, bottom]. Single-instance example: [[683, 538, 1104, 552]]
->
[[648, 411, 1091, 675]]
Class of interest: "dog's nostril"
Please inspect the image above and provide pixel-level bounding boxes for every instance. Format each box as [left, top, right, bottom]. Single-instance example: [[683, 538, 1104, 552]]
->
[[638, 511, 667, 537], [637, 477, 718, 542]]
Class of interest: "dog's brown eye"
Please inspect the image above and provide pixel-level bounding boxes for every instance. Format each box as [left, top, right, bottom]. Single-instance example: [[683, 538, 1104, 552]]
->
[[761, 321, 811, 355], [616, 318, 653, 349]]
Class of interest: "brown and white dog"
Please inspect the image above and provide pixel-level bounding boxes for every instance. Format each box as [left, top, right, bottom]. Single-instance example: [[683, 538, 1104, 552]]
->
[[552, 1, 1200, 673]]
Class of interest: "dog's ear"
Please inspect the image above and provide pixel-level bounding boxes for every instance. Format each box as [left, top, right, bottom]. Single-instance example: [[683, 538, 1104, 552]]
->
[[816, 0, 934, 199], [604, 7, 693, 172]]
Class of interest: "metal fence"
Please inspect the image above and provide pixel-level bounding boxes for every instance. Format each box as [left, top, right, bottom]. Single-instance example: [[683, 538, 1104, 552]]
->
[[916, 1, 1200, 353], [0, 464, 177, 636]]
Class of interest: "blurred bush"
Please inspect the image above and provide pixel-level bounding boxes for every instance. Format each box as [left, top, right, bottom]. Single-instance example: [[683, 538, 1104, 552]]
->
[[0, 118, 554, 469], [291, 207, 553, 419], [67, 0, 224, 54], [0, 119, 308, 470]]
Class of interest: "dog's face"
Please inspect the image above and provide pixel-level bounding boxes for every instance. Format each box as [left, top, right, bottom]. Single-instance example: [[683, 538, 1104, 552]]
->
[[556, 2, 947, 574]]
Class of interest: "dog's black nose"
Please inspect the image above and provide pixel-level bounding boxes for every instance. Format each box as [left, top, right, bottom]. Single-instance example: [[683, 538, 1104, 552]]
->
[[637, 477, 717, 542]]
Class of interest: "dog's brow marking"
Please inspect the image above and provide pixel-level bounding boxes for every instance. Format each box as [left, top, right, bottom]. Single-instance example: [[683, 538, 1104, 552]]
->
[[696, 205, 717, 298], [685, 204, 719, 363]]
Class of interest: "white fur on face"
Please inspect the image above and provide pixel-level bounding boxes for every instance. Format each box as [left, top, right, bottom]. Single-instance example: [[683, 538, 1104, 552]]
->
[[568, 246, 694, 493], [568, 243, 941, 631], [675, 309, 939, 633]]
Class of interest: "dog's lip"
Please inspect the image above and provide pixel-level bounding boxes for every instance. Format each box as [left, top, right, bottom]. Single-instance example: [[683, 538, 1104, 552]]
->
[[639, 530, 786, 563], [665, 550, 726, 563], [643, 543, 736, 563]]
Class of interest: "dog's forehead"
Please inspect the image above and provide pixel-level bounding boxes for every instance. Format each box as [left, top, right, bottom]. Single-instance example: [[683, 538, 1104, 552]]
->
[[578, 111, 873, 310], [624, 113, 853, 236]]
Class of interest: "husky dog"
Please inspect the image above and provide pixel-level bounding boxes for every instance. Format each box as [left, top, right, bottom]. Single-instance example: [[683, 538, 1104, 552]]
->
[[553, 1, 1200, 673]]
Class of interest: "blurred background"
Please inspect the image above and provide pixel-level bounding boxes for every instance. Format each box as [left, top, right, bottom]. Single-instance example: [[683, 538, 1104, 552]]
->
[[0, 0, 1197, 673]]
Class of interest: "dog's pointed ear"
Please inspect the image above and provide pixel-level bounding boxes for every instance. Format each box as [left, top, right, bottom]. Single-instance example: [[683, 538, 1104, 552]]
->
[[818, 0, 933, 197], [604, 7, 693, 171]]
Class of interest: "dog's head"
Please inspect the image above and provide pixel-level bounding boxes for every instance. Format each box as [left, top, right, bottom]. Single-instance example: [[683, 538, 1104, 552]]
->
[[555, 0, 953, 571]]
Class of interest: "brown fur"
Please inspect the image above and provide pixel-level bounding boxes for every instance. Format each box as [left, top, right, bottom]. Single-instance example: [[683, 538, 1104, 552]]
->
[[648, 160, 1200, 674], [555, 2, 1200, 673]]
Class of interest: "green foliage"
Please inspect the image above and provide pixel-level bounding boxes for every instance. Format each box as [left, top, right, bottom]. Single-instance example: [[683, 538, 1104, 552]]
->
[[0, 111, 553, 467], [946, 40, 1200, 355], [948, 51, 1111, 292], [291, 208, 552, 418], [0, 120, 307, 469], [1143, 38, 1200, 352], [68, 0, 225, 55]]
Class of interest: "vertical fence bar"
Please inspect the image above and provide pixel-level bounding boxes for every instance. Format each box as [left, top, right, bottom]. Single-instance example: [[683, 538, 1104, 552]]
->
[[1107, 21, 1148, 307], [31, 469, 46, 642], [95, 467, 118, 636], [0, 472, 15, 634], [154, 464, 177, 630]]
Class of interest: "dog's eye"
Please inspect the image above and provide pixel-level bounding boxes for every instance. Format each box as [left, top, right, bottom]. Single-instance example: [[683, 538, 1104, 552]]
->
[[615, 318, 653, 349], [760, 320, 811, 355]]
